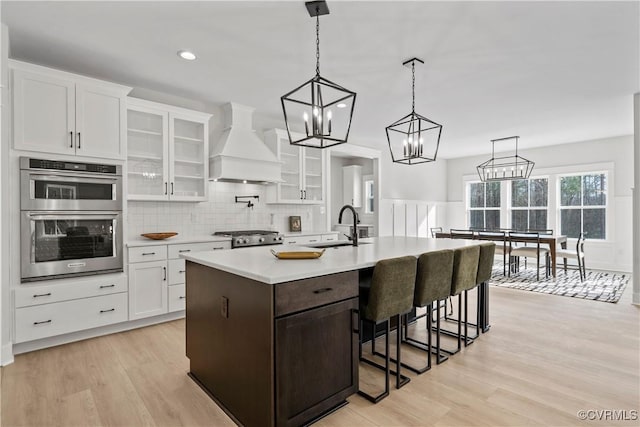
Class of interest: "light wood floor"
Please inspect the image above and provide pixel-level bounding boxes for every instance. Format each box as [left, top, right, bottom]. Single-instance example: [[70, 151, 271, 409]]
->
[[2, 284, 639, 427]]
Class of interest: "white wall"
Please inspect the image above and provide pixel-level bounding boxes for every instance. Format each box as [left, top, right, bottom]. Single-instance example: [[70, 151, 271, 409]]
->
[[633, 93, 639, 304], [1, 23, 12, 365], [446, 135, 634, 272]]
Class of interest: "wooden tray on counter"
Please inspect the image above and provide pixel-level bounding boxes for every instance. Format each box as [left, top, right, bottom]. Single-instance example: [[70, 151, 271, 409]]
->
[[141, 232, 178, 240], [270, 248, 325, 259]]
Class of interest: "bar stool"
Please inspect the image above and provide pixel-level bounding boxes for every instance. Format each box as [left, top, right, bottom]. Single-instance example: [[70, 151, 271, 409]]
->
[[445, 245, 480, 354], [473, 242, 496, 338], [402, 249, 454, 373], [358, 256, 417, 403]]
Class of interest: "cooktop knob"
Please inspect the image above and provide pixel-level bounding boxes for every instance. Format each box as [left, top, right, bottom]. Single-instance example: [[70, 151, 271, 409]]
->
[[235, 239, 243, 245], [258, 237, 265, 243]]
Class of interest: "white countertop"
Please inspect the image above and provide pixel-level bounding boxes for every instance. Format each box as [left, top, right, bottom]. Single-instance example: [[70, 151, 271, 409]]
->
[[127, 235, 232, 247], [182, 236, 482, 285], [282, 231, 339, 237]]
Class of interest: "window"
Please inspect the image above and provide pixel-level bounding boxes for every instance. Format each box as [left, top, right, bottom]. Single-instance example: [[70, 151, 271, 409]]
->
[[364, 178, 374, 214], [468, 182, 501, 230], [511, 178, 548, 231], [559, 173, 606, 239]]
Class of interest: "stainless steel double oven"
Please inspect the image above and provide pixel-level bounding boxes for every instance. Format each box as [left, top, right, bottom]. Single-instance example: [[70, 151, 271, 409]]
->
[[20, 157, 123, 282]]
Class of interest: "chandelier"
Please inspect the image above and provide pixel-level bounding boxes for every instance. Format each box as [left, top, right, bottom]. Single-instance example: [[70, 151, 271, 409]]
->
[[386, 58, 443, 165], [281, 0, 356, 149], [476, 136, 535, 182]]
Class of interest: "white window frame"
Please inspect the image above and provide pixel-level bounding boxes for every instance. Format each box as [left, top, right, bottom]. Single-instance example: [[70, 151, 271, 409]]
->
[[557, 170, 608, 240], [466, 181, 501, 230], [508, 176, 550, 231]]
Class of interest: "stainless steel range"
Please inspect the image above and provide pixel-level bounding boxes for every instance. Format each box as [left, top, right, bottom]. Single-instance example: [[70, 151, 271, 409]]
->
[[213, 230, 283, 249]]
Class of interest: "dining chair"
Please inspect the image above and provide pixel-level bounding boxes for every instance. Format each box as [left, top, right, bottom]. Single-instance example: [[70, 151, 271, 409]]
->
[[476, 230, 507, 276], [508, 231, 550, 281], [450, 229, 474, 239], [430, 227, 443, 238], [555, 232, 586, 281]]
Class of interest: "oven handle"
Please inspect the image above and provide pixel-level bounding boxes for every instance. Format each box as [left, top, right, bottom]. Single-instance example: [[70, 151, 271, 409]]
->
[[25, 212, 121, 221], [26, 171, 120, 184]]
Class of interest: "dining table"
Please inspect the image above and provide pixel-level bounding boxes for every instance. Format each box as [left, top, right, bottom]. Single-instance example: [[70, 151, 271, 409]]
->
[[436, 232, 568, 278]]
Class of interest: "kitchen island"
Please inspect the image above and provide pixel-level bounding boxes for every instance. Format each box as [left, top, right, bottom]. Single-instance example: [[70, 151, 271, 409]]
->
[[182, 236, 485, 427]]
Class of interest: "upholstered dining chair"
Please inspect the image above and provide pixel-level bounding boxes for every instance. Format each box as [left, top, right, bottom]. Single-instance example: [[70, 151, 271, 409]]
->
[[556, 232, 587, 281], [430, 227, 443, 238], [450, 229, 474, 239], [508, 231, 550, 281]]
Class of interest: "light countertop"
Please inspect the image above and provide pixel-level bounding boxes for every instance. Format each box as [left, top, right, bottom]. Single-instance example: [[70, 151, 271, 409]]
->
[[182, 236, 483, 285], [282, 231, 339, 237], [127, 235, 232, 247]]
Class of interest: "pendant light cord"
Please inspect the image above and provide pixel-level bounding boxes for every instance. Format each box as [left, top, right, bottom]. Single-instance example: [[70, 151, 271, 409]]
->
[[411, 60, 416, 113], [315, 7, 321, 76]]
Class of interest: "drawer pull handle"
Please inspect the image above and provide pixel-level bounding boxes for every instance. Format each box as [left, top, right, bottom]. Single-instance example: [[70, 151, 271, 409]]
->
[[213, 247, 224, 250], [100, 308, 115, 313], [313, 287, 333, 294], [142, 252, 156, 256], [34, 320, 52, 325], [33, 292, 52, 298], [179, 270, 186, 274], [178, 249, 191, 253], [309, 239, 318, 242], [99, 284, 115, 289], [179, 296, 186, 300]]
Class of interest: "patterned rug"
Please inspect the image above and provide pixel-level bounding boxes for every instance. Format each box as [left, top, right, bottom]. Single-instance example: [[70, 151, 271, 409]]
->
[[489, 263, 630, 303]]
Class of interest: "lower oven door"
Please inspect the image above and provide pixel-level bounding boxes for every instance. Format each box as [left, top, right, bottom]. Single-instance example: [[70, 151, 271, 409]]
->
[[21, 211, 123, 282]]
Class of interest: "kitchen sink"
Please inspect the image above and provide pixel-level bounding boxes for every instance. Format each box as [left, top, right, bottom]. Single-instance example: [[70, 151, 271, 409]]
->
[[306, 241, 372, 249]]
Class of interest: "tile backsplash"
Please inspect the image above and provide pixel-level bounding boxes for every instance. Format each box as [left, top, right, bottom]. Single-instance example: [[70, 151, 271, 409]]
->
[[127, 182, 325, 238]]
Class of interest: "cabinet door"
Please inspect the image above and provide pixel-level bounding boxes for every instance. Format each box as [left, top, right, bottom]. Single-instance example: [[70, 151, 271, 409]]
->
[[75, 84, 125, 159], [279, 140, 304, 202], [302, 148, 325, 204], [275, 297, 358, 427], [127, 105, 169, 200], [13, 68, 76, 155], [169, 113, 207, 201], [128, 260, 168, 319], [342, 165, 362, 208]]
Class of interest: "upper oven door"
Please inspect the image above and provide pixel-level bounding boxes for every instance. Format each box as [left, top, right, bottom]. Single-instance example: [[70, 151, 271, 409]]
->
[[20, 170, 122, 211]]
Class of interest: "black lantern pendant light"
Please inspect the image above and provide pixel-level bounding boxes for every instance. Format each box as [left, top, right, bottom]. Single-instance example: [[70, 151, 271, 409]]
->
[[386, 58, 443, 165], [476, 136, 535, 182], [281, 0, 356, 149]]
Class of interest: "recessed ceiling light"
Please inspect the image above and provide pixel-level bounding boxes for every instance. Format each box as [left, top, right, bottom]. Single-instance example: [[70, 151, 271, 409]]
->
[[337, 103, 347, 108], [177, 50, 197, 61], [243, 180, 247, 184]]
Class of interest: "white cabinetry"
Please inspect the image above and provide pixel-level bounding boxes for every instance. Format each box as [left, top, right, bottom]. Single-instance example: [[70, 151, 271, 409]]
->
[[265, 129, 325, 204], [11, 60, 131, 159], [343, 165, 362, 208], [283, 233, 339, 245], [128, 240, 230, 319], [13, 274, 128, 343], [127, 97, 211, 202]]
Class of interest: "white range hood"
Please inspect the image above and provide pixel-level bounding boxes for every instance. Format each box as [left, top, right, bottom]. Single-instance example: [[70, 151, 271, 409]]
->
[[209, 103, 283, 183]]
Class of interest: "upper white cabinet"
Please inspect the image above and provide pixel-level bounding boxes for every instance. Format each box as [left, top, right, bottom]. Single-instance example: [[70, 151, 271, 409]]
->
[[264, 128, 326, 204], [126, 97, 211, 202], [11, 60, 131, 159], [343, 165, 362, 208]]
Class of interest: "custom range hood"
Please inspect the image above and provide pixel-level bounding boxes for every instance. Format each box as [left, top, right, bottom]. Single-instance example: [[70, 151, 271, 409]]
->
[[209, 103, 283, 183]]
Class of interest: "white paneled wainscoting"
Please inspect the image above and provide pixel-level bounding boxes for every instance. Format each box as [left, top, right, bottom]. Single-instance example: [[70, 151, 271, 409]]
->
[[127, 181, 326, 238]]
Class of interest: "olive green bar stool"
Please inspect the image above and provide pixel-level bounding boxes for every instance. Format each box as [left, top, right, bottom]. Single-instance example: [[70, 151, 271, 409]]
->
[[469, 242, 496, 341], [402, 249, 454, 373], [358, 256, 417, 403], [443, 245, 480, 355]]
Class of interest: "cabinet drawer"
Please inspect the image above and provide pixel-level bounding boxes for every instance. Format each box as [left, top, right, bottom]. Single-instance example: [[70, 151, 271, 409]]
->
[[275, 271, 358, 317], [14, 274, 127, 308], [168, 241, 230, 259], [168, 284, 186, 312], [168, 258, 186, 285], [15, 292, 128, 343], [283, 235, 322, 245], [322, 233, 339, 242], [128, 245, 167, 263]]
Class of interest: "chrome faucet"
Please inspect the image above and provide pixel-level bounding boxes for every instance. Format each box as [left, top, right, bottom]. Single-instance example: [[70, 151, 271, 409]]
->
[[338, 204, 359, 247]]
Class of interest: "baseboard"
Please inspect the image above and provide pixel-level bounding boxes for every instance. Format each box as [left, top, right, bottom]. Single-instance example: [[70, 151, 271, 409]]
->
[[632, 292, 640, 306], [1, 341, 14, 366], [11, 311, 185, 357]]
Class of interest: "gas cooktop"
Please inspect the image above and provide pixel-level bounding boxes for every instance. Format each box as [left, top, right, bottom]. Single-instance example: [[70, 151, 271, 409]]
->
[[213, 230, 283, 248]]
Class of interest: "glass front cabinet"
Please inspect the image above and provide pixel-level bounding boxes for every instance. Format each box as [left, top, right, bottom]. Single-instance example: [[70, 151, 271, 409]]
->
[[126, 98, 211, 202], [264, 129, 326, 204]]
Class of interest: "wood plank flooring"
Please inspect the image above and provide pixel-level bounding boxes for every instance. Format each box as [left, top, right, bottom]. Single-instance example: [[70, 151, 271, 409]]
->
[[2, 284, 639, 426]]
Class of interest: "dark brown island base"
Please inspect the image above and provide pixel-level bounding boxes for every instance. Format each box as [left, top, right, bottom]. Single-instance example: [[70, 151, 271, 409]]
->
[[182, 237, 487, 426]]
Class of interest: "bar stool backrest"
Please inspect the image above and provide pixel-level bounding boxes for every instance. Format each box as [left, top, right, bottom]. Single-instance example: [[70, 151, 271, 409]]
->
[[451, 246, 480, 295], [414, 250, 454, 307], [364, 256, 417, 322], [476, 242, 496, 284]]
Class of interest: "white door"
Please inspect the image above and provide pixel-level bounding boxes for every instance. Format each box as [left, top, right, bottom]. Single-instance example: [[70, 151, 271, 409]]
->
[[75, 84, 124, 159], [13, 69, 75, 155], [128, 260, 168, 319]]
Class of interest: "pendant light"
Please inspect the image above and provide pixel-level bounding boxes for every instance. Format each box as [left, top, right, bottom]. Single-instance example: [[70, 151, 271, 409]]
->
[[476, 136, 535, 182], [281, 0, 356, 149], [386, 58, 443, 165]]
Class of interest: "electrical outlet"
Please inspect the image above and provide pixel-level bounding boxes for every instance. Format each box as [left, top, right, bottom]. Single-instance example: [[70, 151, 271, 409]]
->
[[221, 296, 229, 318]]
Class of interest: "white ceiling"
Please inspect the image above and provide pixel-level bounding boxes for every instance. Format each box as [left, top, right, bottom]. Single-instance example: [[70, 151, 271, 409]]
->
[[2, 1, 638, 158]]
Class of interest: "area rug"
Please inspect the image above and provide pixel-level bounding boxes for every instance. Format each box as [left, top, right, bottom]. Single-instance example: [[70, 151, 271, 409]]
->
[[489, 264, 630, 303]]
